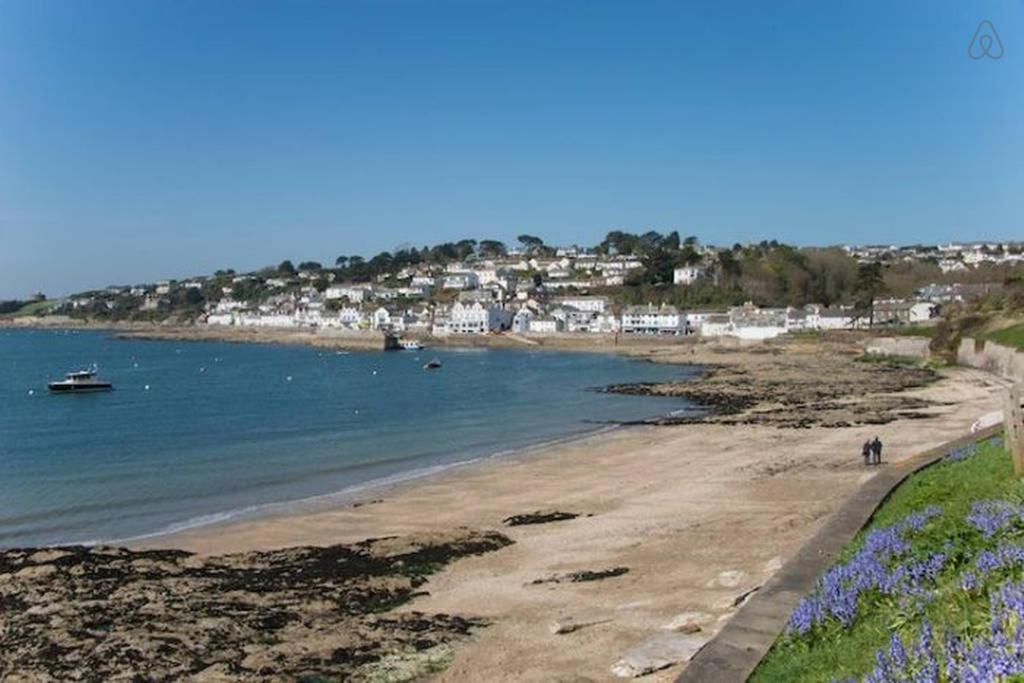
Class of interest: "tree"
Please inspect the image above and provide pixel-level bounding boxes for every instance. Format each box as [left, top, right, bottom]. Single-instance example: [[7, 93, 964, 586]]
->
[[662, 231, 681, 251], [517, 234, 545, 254], [298, 261, 322, 272], [278, 260, 297, 276], [855, 261, 886, 325], [335, 255, 349, 267], [599, 230, 639, 256], [478, 240, 507, 258], [455, 239, 477, 261]]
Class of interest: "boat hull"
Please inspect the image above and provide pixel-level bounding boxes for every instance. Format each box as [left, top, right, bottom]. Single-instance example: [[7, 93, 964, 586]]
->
[[48, 383, 113, 393]]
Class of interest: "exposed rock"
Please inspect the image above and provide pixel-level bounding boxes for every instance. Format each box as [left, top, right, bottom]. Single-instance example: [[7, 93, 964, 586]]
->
[[610, 633, 707, 678], [605, 354, 938, 428], [531, 567, 630, 585], [549, 613, 613, 634], [662, 611, 712, 634], [503, 510, 581, 526], [0, 531, 512, 681]]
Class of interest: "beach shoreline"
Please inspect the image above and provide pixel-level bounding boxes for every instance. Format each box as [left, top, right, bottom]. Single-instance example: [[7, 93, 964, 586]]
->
[[137, 361, 1008, 682], [4, 323, 1008, 681], [132, 339, 1007, 681]]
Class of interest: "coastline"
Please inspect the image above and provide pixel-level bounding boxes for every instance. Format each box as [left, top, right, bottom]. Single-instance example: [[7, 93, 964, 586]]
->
[[140, 362, 1009, 681], [0, 315, 697, 354], [5, 322, 1009, 680], [111, 421, 634, 548]]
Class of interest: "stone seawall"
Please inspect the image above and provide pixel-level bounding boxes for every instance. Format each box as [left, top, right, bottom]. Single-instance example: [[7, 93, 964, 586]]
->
[[863, 336, 932, 360], [958, 337, 1024, 382]]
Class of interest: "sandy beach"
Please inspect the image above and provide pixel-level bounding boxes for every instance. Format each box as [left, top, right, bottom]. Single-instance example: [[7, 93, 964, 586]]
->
[[131, 341, 1011, 681]]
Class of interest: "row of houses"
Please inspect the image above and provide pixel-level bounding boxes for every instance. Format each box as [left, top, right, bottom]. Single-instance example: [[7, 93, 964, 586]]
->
[[205, 292, 937, 340]]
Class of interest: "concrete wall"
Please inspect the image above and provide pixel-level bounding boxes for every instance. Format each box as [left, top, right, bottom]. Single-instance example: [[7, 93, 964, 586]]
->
[[863, 336, 932, 360], [958, 337, 1024, 382]]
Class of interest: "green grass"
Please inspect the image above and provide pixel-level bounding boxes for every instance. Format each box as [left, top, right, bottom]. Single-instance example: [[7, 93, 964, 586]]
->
[[9, 299, 59, 317], [980, 322, 1024, 351], [751, 438, 1018, 682]]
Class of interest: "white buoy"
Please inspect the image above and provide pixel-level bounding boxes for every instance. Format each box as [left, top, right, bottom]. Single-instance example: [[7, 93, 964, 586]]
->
[[354, 409, 359, 414], [133, 362, 139, 368], [286, 375, 293, 382], [200, 367, 206, 373], [144, 385, 151, 391], [372, 370, 378, 375], [27, 389, 34, 396]]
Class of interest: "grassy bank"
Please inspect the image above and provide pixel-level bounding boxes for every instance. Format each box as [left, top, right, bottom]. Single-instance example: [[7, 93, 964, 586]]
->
[[980, 322, 1024, 351], [752, 435, 1019, 682]]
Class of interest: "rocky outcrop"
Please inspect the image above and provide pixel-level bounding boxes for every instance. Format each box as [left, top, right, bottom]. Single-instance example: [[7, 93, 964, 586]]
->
[[0, 531, 512, 681], [604, 355, 938, 428], [502, 511, 581, 526]]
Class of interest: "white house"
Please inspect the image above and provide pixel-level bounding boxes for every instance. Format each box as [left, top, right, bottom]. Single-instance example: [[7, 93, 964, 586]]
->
[[528, 317, 563, 334], [512, 307, 534, 333], [410, 275, 435, 288], [206, 312, 235, 326], [818, 308, 856, 330], [325, 284, 370, 302], [555, 296, 607, 313], [443, 272, 480, 290], [371, 307, 392, 330], [729, 305, 788, 340], [620, 304, 685, 335], [448, 302, 511, 334], [699, 314, 732, 337], [673, 265, 706, 285], [335, 307, 363, 327]]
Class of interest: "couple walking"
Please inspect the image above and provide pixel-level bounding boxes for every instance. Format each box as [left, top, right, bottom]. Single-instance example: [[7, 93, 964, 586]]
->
[[862, 437, 883, 465]]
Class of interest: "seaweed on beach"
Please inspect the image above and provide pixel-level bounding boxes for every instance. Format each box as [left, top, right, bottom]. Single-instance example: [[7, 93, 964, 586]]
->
[[503, 511, 581, 526], [0, 531, 512, 681], [530, 566, 630, 585], [603, 354, 938, 429]]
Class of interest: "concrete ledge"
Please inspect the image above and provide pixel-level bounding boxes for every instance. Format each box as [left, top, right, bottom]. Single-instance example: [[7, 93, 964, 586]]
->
[[675, 423, 1005, 683]]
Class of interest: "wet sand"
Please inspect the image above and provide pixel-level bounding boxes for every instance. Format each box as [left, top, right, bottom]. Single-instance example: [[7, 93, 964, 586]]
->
[[146, 353, 1009, 681]]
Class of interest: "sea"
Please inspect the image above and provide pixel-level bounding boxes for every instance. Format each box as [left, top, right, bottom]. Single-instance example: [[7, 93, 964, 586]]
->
[[0, 328, 699, 548]]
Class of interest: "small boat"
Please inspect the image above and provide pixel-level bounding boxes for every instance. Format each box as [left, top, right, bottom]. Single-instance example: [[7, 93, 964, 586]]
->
[[48, 369, 114, 393], [400, 339, 424, 351], [423, 359, 442, 370]]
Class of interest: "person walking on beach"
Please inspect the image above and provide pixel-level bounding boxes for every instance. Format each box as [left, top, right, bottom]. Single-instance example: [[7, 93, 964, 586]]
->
[[862, 439, 873, 466], [871, 436, 883, 465]]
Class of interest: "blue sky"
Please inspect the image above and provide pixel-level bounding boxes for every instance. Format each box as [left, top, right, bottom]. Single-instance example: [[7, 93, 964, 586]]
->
[[1, 0, 1021, 298]]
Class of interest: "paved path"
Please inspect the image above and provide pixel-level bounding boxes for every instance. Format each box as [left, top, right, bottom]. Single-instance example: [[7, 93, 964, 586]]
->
[[675, 423, 1005, 683]]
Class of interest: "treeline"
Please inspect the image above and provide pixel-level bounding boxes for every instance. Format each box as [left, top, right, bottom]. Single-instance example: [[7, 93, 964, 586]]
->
[[0, 300, 26, 315]]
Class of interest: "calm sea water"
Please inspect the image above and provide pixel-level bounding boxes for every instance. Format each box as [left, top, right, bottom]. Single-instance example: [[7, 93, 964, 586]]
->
[[0, 329, 697, 547]]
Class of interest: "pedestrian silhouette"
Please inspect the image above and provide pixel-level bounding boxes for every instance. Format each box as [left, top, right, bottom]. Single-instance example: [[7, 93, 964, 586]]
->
[[871, 437, 883, 465]]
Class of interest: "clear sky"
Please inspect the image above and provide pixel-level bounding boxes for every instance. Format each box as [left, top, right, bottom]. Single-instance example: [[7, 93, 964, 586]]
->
[[1, 0, 1021, 298]]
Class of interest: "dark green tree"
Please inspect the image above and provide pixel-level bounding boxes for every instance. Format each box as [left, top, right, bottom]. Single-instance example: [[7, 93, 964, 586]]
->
[[855, 261, 886, 325]]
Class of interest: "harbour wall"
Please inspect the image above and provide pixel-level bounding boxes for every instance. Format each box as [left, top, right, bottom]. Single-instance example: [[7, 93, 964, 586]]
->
[[958, 338, 1024, 383]]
